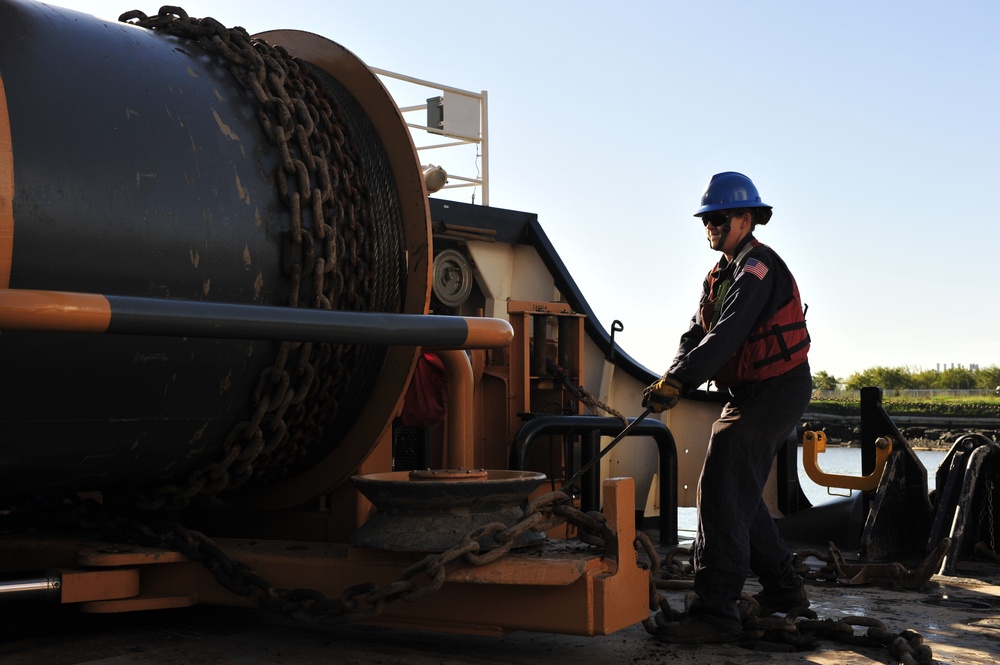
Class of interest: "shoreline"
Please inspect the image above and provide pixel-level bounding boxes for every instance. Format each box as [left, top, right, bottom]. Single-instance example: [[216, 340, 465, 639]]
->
[[814, 440, 948, 452], [798, 416, 996, 451]]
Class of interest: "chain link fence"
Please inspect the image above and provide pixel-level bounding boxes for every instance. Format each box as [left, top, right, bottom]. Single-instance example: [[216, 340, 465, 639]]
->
[[813, 389, 998, 400]]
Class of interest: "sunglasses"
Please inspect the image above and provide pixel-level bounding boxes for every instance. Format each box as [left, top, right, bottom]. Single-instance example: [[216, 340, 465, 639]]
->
[[701, 212, 731, 227]]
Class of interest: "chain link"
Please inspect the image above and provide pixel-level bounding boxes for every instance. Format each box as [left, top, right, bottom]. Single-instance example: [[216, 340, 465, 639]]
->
[[977, 473, 996, 551], [71, 489, 615, 623], [113, 7, 402, 508], [76, 489, 947, 662], [546, 358, 628, 425], [738, 611, 935, 661], [642, 541, 940, 661]]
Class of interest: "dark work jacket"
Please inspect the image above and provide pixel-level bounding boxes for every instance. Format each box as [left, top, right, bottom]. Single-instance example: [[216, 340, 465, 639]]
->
[[667, 235, 809, 391]]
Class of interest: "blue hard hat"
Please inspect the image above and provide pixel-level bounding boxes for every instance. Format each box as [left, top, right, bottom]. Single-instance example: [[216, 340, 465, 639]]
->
[[694, 172, 773, 223]]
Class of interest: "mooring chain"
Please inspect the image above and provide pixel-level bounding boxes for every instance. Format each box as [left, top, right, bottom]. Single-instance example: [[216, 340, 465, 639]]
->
[[976, 472, 997, 553], [655, 544, 696, 582], [75, 492, 940, 661], [546, 357, 628, 426], [786, 540, 950, 590], [338, 491, 614, 619], [71, 498, 347, 617], [741, 612, 935, 662], [71, 490, 619, 623], [115, 7, 383, 509], [632, 529, 675, 636], [641, 584, 935, 661], [636, 543, 938, 662]]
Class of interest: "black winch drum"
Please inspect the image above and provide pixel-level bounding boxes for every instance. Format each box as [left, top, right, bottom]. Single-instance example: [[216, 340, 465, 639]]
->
[[0, 0, 431, 507]]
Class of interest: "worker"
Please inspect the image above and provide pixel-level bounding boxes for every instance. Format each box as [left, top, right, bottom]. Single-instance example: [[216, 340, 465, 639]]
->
[[643, 171, 811, 644]]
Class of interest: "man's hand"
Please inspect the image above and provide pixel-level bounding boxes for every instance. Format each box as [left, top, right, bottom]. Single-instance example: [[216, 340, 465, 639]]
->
[[642, 375, 684, 413]]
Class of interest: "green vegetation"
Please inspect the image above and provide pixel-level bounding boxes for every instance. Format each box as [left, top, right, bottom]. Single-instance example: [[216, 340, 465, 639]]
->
[[812, 370, 838, 391], [809, 396, 1000, 418], [811, 365, 1000, 418], [816, 364, 1000, 391]]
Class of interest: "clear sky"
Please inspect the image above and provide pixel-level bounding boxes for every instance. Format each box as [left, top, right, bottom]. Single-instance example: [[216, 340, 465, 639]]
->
[[41, 0, 1000, 382]]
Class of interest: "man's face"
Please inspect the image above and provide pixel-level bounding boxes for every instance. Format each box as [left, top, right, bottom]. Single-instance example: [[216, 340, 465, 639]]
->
[[702, 211, 750, 256]]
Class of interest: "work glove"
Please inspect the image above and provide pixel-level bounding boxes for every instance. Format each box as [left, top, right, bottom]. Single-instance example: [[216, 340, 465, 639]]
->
[[642, 375, 683, 413]]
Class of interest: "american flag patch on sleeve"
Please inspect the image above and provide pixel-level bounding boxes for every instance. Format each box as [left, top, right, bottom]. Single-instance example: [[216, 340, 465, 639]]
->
[[743, 258, 769, 280]]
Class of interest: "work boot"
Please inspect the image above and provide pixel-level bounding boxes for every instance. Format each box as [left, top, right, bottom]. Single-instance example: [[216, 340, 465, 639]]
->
[[752, 581, 810, 615], [753, 559, 810, 615], [657, 615, 740, 645]]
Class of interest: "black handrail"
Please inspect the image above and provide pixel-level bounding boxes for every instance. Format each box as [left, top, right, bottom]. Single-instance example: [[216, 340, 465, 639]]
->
[[510, 414, 679, 545]]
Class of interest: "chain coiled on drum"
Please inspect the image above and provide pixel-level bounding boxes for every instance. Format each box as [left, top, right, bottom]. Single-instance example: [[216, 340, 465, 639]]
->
[[115, 7, 405, 508]]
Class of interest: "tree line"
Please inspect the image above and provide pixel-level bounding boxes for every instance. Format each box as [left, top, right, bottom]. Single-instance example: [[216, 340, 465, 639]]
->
[[812, 365, 1000, 391]]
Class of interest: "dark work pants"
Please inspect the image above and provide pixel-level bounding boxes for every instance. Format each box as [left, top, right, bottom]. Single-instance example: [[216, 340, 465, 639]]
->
[[690, 363, 812, 632]]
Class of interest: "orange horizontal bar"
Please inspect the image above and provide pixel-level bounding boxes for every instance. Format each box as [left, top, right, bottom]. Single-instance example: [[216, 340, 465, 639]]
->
[[60, 568, 140, 604], [0, 289, 512, 350], [0, 289, 111, 332], [458, 316, 514, 349], [79, 593, 197, 613]]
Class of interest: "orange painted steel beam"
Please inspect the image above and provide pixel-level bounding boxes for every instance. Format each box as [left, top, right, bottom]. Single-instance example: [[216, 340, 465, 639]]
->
[[60, 568, 141, 604], [0, 289, 111, 332], [0, 288, 512, 349], [58, 478, 650, 636], [435, 349, 476, 470]]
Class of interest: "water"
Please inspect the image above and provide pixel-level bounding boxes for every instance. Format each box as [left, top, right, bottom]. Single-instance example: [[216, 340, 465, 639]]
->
[[674, 446, 949, 537], [798, 445, 947, 506]]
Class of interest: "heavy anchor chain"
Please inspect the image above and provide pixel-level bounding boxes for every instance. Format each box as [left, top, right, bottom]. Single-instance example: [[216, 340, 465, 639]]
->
[[975, 472, 997, 554], [638, 542, 940, 662], [114, 6, 392, 510], [793, 539, 950, 589], [70, 493, 941, 662], [71, 491, 616, 623], [744, 612, 935, 662]]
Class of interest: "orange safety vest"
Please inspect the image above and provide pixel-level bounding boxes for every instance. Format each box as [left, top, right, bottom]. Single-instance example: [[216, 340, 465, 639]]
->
[[701, 242, 810, 388]]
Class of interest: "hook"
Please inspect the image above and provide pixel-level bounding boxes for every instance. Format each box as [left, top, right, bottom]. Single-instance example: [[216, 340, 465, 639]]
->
[[609, 320, 624, 361]]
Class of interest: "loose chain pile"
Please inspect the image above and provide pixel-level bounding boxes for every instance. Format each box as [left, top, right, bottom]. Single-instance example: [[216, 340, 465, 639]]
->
[[641, 541, 945, 662]]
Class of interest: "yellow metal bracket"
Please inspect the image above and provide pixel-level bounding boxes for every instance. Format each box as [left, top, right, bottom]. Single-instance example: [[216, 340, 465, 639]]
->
[[801, 430, 893, 492]]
